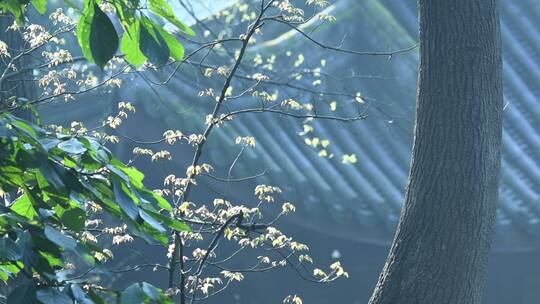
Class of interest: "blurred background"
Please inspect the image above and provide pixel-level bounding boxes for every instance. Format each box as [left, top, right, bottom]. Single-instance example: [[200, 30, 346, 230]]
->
[[35, 0, 540, 302]]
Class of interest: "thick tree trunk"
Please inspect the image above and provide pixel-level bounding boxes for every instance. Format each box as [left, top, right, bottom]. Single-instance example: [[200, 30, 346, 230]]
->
[[368, 1, 503, 304]]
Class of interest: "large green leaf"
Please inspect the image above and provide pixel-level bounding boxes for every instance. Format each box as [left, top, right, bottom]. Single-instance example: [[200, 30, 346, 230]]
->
[[112, 178, 139, 221], [120, 283, 145, 304], [89, 3, 118, 68], [120, 20, 147, 67], [156, 26, 185, 61], [57, 138, 87, 155], [76, 0, 95, 63], [44, 226, 76, 250], [0, 165, 25, 187], [77, 0, 119, 68], [139, 209, 165, 233], [0, 237, 21, 261], [7, 284, 37, 304], [139, 188, 172, 212], [74, 243, 96, 266], [36, 288, 72, 304], [109, 160, 145, 188], [139, 18, 170, 66], [31, 0, 47, 14], [39, 163, 66, 190], [0, 0, 26, 24], [55, 206, 85, 232], [39, 251, 63, 267], [15, 231, 39, 269], [141, 282, 160, 300], [144, 208, 190, 232], [70, 284, 94, 304], [10, 195, 38, 221], [0, 263, 22, 282], [87, 289, 106, 304], [148, 0, 195, 36], [141, 282, 172, 303]]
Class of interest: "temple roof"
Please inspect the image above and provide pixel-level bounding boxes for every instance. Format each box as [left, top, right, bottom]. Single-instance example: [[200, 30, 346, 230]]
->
[[45, 0, 540, 252]]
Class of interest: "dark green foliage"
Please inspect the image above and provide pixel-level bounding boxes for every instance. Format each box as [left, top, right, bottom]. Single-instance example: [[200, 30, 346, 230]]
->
[[77, 1, 119, 68], [0, 1, 194, 302], [120, 283, 173, 304], [0, 0, 194, 68], [0, 114, 189, 303]]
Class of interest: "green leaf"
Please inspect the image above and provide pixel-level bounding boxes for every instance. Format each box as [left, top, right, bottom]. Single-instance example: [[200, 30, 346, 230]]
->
[[0, 0, 26, 25], [139, 17, 170, 66], [141, 282, 160, 300], [7, 115, 43, 138], [76, 0, 94, 62], [74, 243, 95, 266], [155, 26, 184, 61], [79, 137, 111, 164], [39, 163, 66, 190], [36, 288, 72, 304], [0, 113, 192, 285], [113, 0, 136, 27], [120, 283, 145, 304], [87, 289, 106, 304], [0, 263, 22, 282], [57, 138, 87, 155], [0, 270, 8, 282], [0, 165, 24, 187], [31, 0, 47, 14], [90, 3, 118, 68], [39, 251, 63, 267], [148, 0, 195, 36], [62, 156, 78, 169], [110, 160, 145, 189], [140, 189, 172, 212], [0, 237, 21, 261], [80, 180, 121, 216], [143, 209, 190, 232], [70, 284, 94, 304], [55, 206, 85, 232], [10, 195, 38, 221], [39, 138, 61, 152], [112, 178, 139, 220], [16, 231, 39, 269], [120, 20, 147, 67], [0, 272, 7, 282], [77, 0, 119, 68], [44, 226, 76, 250], [79, 153, 103, 171], [7, 284, 37, 304], [139, 209, 165, 233]]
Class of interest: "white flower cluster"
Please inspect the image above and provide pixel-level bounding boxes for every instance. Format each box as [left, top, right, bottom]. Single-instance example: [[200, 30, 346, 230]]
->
[[0, 40, 10, 58], [254, 184, 282, 202], [235, 136, 256, 147]]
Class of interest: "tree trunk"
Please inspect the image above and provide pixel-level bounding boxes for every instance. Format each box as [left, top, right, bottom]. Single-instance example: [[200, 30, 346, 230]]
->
[[368, 1, 503, 303]]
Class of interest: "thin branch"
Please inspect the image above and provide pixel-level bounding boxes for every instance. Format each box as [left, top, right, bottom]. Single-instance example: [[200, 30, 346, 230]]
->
[[168, 1, 273, 297], [202, 169, 268, 183], [268, 17, 418, 57], [223, 107, 367, 122]]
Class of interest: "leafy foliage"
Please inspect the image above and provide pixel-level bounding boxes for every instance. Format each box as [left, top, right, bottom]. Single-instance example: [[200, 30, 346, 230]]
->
[[0, 114, 188, 303], [0, 0, 358, 302], [76, 1, 119, 68], [0, 0, 194, 68], [0, 0, 45, 23]]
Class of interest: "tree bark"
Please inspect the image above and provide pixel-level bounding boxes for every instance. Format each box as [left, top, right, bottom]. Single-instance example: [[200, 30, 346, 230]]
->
[[368, 1, 503, 303]]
